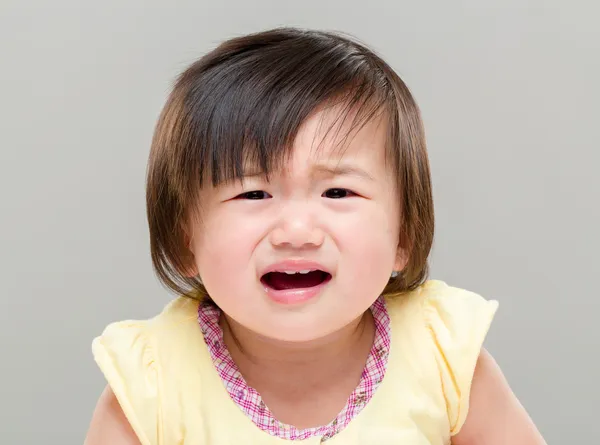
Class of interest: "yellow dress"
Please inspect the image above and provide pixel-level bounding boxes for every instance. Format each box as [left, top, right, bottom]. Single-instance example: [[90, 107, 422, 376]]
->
[[92, 280, 498, 444]]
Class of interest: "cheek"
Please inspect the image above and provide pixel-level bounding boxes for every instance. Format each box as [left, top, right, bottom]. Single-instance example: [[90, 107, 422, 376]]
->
[[192, 213, 263, 291], [332, 202, 400, 281]]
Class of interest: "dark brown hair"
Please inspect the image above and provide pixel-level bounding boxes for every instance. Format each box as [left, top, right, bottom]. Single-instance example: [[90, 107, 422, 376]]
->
[[146, 27, 434, 299]]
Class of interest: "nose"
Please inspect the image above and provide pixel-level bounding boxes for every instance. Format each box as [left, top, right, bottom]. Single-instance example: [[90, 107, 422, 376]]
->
[[269, 202, 324, 249]]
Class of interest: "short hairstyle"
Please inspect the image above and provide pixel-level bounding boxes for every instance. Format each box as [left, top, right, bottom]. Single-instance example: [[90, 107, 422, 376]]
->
[[146, 27, 434, 299]]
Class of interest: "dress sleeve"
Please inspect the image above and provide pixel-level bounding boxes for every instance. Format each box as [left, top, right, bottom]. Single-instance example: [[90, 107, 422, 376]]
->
[[423, 282, 499, 435], [92, 320, 161, 445]]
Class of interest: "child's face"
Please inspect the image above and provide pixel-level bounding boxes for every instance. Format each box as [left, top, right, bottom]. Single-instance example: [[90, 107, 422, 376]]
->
[[188, 106, 406, 342]]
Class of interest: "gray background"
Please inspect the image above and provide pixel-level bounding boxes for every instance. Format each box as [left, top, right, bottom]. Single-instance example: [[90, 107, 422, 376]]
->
[[1, 1, 598, 443]]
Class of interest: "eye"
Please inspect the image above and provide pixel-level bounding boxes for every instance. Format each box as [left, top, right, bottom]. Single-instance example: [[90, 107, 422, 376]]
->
[[322, 188, 356, 199], [235, 190, 272, 200]]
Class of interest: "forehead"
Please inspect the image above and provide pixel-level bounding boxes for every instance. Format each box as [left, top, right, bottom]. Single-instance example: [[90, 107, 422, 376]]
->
[[246, 104, 390, 175]]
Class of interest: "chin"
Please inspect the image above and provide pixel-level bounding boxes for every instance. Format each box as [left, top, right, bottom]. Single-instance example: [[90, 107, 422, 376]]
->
[[252, 309, 358, 344]]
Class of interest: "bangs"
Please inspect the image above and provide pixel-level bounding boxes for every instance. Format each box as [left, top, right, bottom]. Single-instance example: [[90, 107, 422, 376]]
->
[[164, 28, 393, 198]]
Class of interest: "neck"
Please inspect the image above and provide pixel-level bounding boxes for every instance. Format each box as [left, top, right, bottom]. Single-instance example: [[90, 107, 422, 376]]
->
[[220, 311, 375, 391]]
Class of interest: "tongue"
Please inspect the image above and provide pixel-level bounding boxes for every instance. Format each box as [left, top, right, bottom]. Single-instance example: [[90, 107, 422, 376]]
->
[[266, 271, 325, 290]]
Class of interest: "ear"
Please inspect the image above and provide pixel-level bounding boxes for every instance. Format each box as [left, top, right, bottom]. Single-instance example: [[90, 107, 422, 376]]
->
[[180, 223, 199, 278], [394, 230, 410, 273], [181, 255, 199, 278], [394, 246, 409, 272]]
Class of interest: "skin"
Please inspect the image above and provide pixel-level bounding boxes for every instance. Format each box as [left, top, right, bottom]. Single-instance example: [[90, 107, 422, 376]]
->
[[85, 106, 546, 444], [190, 107, 404, 345], [85, 386, 139, 445]]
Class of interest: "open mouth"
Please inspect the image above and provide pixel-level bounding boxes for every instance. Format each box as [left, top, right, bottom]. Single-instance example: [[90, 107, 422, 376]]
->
[[261, 270, 332, 291]]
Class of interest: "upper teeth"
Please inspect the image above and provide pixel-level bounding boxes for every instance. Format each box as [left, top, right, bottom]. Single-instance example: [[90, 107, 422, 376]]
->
[[284, 270, 312, 274]]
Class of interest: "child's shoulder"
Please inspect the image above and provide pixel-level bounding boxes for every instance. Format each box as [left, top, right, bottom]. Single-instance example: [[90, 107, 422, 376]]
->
[[385, 279, 499, 322], [385, 279, 499, 356], [90, 296, 204, 443], [93, 295, 201, 353], [385, 280, 499, 435], [91, 295, 203, 396]]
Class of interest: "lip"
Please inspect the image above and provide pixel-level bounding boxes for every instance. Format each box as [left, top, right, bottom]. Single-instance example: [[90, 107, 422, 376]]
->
[[260, 259, 332, 305], [261, 259, 331, 276]]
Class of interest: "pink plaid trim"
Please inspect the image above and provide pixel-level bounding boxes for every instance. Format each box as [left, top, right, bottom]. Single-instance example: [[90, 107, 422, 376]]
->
[[198, 298, 390, 441]]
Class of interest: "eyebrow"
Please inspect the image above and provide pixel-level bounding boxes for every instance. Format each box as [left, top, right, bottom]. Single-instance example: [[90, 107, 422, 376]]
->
[[237, 163, 375, 181], [311, 164, 375, 181]]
